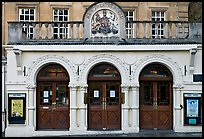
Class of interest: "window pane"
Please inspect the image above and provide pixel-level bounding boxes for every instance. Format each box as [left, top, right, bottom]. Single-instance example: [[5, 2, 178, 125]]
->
[[54, 28, 58, 33], [25, 15, 29, 20], [59, 10, 63, 15], [30, 9, 34, 14], [152, 11, 155, 17], [54, 10, 58, 15], [54, 16, 58, 21], [64, 16, 68, 21], [30, 16, 34, 21], [25, 9, 29, 14], [20, 15, 24, 21], [64, 10, 68, 15], [21, 9, 24, 14], [59, 16, 63, 21], [54, 34, 58, 39], [129, 11, 133, 16]]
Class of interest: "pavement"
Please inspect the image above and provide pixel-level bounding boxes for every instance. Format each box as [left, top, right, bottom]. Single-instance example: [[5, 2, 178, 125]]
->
[[2, 130, 202, 137]]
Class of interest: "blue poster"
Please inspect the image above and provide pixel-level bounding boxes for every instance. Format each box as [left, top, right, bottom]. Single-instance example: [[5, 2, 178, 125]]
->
[[187, 99, 198, 117]]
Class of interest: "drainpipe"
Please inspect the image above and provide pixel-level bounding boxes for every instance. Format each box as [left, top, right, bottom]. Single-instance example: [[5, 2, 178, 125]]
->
[[2, 56, 7, 133]]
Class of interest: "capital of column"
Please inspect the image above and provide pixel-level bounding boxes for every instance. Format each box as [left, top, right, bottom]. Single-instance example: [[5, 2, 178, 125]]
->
[[121, 84, 129, 92], [80, 83, 88, 91], [173, 84, 184, 90], [26, 84, 36, 90]]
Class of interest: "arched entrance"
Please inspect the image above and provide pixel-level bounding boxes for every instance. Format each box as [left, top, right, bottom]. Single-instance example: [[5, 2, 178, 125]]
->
[[36, 64, 70, 129], [88, 63, 121, 130], [139, 63, 173, 129]]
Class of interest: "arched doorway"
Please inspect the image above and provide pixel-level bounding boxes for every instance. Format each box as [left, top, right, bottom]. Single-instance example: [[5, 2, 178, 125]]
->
[[139, 63, 173, 129], [36, 64, 70, 129], [88, 63, 121, 130]]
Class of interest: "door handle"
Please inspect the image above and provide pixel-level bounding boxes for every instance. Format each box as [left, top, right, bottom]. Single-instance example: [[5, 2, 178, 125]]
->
[[153, 101, 157, 110], [102, 101, 106, 110], [52, 103, 56, 112]]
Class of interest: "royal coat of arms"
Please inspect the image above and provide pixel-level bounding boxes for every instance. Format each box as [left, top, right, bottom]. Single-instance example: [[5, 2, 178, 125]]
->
[[91, 9, 119, 35]]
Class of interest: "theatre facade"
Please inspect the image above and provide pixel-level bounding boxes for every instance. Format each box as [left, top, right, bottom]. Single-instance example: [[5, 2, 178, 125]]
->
[[2, 2, 202, 137]]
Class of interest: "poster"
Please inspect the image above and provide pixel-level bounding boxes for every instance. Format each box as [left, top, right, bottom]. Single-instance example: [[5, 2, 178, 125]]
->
[[187, 99, 198, 117], [44, 99, 49, 103], [110, 90, 115, 97], [11, 99, 23, 117], [44, 91, 49, 98], [94, 90, 99, 98]]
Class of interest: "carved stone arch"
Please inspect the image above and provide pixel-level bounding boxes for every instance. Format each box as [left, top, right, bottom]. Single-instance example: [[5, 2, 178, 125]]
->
[[80, 53, 128, 84], [132, 54, 183, 86], [26, 55, 76, 87], [83, 2, 126, 38]]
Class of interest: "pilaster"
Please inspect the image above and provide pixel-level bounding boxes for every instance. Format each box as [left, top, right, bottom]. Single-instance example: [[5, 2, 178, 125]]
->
[[69, 85, 78, 131], [121, 84, 129, 131], [173, 84, 183, 129]]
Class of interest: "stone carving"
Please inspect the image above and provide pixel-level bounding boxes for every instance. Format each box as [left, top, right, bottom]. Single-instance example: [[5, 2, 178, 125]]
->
[[83, 2, 126, 39], [91, 9, 118, 35]]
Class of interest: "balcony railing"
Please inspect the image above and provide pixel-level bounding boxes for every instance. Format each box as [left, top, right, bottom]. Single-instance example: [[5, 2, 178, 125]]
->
[[7, 21, 202, 44]]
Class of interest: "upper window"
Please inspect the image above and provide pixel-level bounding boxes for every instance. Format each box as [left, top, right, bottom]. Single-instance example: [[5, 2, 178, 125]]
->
[[140, 63, 172, 80], [151, 11, 165, 38], [37, 64, 69, 80], [124, 10, 134, 38], [53, 9, 69, 39], [88, 63, 120, 79], [19, 8, 35, 39]]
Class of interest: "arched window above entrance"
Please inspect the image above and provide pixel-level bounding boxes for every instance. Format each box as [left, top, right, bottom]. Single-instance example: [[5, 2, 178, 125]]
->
[[140, 63, 172, 81], [37, 64, 69, 81], [88, 63, 120, 80]]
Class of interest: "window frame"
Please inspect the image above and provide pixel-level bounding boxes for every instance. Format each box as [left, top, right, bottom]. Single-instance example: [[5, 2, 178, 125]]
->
[[18, 8, 35, 39], [151, 11, 165, 39], [52, 8, 69, 39], [124, 10, 135, 38]]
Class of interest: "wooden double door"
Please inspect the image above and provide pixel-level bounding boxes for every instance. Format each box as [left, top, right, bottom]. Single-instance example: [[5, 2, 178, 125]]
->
[[88, 81, 121, 130], [37, 82, 70, 129], [139, 81, 173, 129], [139, 63, 173, 129]]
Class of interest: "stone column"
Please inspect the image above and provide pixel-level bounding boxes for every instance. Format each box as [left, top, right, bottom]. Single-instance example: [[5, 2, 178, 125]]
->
[[78, 85, 88, 130], [27, 84, 36, 128], [69, 85, 77, 131], [131, 84, 139, 132], [173, 84, 182, 130], [121, 85, 129, 131]]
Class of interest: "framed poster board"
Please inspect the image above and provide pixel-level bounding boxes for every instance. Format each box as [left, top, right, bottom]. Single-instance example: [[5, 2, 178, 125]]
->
[[110, 90, 115, 97], [8, 93, 26, 124], [94, 90, 99, 98], [184, 93, 202, 125]]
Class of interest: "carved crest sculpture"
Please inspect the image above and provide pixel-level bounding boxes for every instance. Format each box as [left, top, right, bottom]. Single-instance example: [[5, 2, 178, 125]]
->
[[83, 2, 126, 39], [91, 10, 118, 35]]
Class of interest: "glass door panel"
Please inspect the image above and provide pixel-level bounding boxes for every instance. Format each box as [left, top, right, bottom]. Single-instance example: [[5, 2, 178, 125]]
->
[[39, 83, 52, 105], [89, 82, 103, 105], [106, 81, 120, 105], [56, 83, 68, 106]]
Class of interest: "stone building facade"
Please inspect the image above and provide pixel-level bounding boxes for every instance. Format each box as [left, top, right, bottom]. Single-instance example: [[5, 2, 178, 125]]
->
[[2, 2, 202, 137]]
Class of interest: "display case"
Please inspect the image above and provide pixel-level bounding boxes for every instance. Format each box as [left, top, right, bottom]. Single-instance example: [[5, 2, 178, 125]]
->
[[184, 93, 202, 125], [8, 93, 26, 124]]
